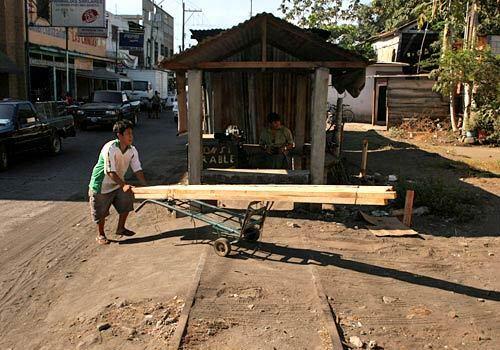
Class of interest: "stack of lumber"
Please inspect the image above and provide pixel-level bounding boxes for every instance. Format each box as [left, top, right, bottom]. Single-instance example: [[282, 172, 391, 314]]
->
[[132, 185, 396, 205]]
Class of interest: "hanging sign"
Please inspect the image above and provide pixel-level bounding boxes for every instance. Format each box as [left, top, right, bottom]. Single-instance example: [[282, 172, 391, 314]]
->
[[119, 32, 145, 51], [51, 0, 106, 28]]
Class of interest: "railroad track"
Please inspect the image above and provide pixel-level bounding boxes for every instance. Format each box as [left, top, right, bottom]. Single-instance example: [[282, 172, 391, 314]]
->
[[167, 231, 345, 350]]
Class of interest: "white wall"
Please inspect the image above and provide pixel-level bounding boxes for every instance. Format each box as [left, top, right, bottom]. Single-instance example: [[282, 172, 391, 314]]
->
[[106, 12, 130, 57], [372, 36, 400, 63], [328, 65, 404, 123]]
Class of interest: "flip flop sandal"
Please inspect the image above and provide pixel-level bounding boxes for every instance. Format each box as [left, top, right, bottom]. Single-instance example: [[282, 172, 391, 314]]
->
[[96, 236, 110, 245], [116, 229, 136, 237]]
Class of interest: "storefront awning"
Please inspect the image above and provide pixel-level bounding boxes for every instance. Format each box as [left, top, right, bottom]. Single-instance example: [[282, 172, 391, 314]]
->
[[0, 50, 21, 74], [76, 68, 123, 81]]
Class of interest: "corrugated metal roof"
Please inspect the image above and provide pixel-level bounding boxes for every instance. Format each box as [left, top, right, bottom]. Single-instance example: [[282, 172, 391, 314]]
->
[[191, 27, 331, 43], [164, 13, 367, 68]]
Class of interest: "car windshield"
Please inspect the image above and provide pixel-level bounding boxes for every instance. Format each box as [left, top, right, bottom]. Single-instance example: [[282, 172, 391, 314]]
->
[[121, 81, 132, 91], [133, 81, 148, 91], [0, 105, 15, 125], [93, 91, 122, 103]]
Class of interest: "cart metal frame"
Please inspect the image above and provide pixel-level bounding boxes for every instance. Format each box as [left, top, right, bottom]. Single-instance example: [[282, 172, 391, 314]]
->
[[135, 199, 272, 257]]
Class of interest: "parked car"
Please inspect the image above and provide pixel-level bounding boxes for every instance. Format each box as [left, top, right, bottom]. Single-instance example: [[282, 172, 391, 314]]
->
[[124, 80, 153, 111], [0, 99, 76, 171], [77, 91, 138, 130], [164, 95, 177, 109]]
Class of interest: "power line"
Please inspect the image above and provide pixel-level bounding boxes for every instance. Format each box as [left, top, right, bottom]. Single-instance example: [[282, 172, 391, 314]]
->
[[182, 2, 202, 51]]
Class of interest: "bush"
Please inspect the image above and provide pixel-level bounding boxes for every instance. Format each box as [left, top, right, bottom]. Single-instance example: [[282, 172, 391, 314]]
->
[[394, 177, 479, 222], [471, 104, 500, 145]]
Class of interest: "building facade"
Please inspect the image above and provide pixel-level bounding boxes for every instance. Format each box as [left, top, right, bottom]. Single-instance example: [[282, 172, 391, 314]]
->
[[1, 0, 174, 101], [371, 20, 440, 74], [121, 0, 174, 69], [0, 0, 27, 99]]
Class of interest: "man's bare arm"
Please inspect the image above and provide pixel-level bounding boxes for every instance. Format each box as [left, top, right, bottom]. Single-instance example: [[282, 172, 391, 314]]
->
[[107, 171, 132, 192], [134, 171, 147, 186]]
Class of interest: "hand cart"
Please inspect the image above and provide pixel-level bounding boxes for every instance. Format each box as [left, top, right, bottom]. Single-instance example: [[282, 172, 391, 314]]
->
[[135, 199, 272, 257]]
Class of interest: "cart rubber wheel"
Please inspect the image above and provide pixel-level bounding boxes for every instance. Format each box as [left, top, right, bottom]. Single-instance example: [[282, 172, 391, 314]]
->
[[214, 238, 231, 257], [243, 227, 260, 242]]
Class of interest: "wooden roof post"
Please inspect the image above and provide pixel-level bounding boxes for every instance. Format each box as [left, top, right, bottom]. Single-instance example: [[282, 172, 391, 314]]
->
[[176, 71, 188, 134], [188, 69, 203, 185], [294, 74, 308, 169], [261, 17, 267, 62], [310, 67, 329, 186]]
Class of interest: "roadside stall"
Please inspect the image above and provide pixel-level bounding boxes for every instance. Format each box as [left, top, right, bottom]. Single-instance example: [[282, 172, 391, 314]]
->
[[161, 13, 368, 185]]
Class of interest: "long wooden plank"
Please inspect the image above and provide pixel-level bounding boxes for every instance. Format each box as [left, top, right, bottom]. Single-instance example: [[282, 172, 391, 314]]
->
[[133, 184, 395, 195], [360, 211, 419, 237], [132, 185, 396, 205]]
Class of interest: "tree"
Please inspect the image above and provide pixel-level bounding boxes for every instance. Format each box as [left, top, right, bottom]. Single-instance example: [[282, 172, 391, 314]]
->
[[282, 0, 499, 137], [425, 0, 499, 133], [280, 0, 427, 57]]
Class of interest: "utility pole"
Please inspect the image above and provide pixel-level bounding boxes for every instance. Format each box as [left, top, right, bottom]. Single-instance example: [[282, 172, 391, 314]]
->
[[65, 27, 70, 95], [24, 0, 31, 100], [181, 2, 202, 51], [115, 29, 119, 73], [182, 2, 185, 51], [250, 0, 253, 17]]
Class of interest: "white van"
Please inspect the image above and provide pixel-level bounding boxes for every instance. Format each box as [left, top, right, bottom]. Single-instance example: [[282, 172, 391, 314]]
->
[[164, 94, 177, 109]]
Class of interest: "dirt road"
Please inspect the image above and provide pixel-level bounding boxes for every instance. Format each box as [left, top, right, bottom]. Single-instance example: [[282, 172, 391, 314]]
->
[[0, 118, 499, 349]]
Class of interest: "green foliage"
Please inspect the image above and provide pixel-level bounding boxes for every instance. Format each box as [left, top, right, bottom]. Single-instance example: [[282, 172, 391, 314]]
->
[[280, 0, 426, 58], [324, 24, 376, 58], [395, 177, 479, 222], [432, 48, 484, 96], [432, 48, 499, 140], [472, 106, 500, 144]]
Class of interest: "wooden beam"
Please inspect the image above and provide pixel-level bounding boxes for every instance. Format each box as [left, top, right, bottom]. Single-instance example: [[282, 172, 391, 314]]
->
[[359, 139, 369, 178], [187, 70, 203, 185], [310, 67, 329, 185], [176, 71, 188, 134], [261, 18, 267, 62], [333, 96, 343, 158], [294, 74, 308, 169], [403, 190, 415, 227], [164, 61, 367, 70], [132, 184, 397, 205]]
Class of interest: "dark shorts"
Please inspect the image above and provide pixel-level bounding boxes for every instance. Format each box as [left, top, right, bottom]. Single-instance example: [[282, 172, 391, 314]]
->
[[89, 189, 135, 223]]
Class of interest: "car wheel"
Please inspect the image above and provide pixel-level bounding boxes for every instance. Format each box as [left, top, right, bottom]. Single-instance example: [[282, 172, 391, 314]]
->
[[50, 133, 62, 155], [0, 145, 9, 171]]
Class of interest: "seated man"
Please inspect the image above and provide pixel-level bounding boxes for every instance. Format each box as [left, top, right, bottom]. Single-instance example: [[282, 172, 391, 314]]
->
[[259, 112, 294, 169]]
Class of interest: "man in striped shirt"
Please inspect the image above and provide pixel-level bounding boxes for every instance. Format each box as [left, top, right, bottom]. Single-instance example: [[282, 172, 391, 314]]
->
[[89, 120, 147, 245]]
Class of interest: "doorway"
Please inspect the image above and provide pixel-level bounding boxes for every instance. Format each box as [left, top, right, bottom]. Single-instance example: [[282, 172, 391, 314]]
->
[[376, 85, 387, 124]]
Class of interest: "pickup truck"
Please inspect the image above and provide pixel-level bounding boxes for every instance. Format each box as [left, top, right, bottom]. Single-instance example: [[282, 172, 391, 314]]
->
[[0, 100, 76, 171], [77, 90, 138, 130]]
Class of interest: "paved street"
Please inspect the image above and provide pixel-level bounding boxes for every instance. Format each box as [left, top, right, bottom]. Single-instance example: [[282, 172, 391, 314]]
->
[[0, 111, 186, 202]]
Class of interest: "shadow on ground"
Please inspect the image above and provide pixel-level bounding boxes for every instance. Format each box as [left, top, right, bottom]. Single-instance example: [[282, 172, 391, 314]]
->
[[117, 226, 500, 302], [334, 129, 499, 237]]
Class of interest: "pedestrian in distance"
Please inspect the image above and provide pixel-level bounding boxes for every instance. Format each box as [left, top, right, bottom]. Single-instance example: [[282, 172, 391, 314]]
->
[[88, 120, 147, 245], [146, 98, 153, 119], [152, 91, 161, 119]]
